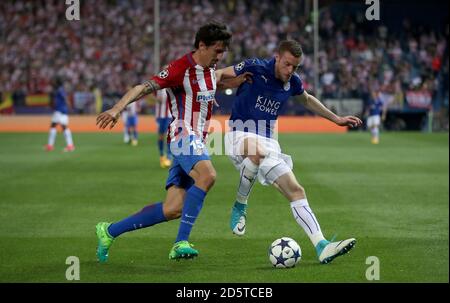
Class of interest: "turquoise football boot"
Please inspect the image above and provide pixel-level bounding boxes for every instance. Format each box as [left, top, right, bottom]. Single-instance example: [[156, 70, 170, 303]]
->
[[316, 238, 356, 264], [230, 201, 247, 236]]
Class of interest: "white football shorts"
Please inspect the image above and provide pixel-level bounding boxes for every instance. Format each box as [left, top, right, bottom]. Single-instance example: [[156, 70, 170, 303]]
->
[[367, 115, 381, 128], [224, 131, 293, 185], [51, 111, 69, 126]]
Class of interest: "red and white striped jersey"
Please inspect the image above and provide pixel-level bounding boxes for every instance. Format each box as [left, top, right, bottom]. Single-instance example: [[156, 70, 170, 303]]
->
[[151, 52, 217, 143], [155, 89, 172, 119]]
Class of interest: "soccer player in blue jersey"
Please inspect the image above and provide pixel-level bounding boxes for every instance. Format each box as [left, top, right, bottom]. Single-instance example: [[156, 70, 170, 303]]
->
[[122, 102, 139, 146], [218, 40, 363, 264], [45, 78, 75, 152], [365, 90, 387, 144]]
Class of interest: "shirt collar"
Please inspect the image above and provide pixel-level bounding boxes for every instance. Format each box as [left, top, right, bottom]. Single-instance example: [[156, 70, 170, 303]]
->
[[187, 51, 208, 70], [187, 52, 196, 67]]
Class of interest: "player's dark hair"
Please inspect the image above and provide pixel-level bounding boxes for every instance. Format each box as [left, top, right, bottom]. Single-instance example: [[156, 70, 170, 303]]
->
[[54, 77, 63, 88], [194, 22, 232, 49], [278, 40, 303, 58]]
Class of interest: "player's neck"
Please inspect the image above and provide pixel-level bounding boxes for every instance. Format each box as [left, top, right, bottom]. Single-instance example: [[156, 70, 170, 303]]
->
[[191, 51, 208, 68]]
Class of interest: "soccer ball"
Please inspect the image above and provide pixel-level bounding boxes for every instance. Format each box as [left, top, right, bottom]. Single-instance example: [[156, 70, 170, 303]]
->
[[268, 237, 302, 268]]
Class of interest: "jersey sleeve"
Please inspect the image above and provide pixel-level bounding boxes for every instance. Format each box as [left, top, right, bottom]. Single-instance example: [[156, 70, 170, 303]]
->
[[292, 73, 305, 96], [233, 58, 262, 76], [151, 61, 186, 89]]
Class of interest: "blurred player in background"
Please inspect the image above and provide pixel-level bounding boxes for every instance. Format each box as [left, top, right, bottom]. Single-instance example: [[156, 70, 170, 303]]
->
[[155, 87, 173, 168], [95, 22, 248, 262], [45, 77, 75, 152], [122, 101, 140, 146], [121, 106, 129, 144], [365, 90, 387, 144], [218, 40, 362, 264]]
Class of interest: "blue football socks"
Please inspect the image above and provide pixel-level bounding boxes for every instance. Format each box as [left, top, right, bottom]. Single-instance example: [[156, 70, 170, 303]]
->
[[108, 202, 167, 238], [175, 185, 206, 243]]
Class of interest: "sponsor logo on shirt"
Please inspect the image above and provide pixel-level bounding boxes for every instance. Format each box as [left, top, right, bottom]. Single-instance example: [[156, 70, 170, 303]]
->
[[255, 95, 281, 115], [196, 90, 216, 103]]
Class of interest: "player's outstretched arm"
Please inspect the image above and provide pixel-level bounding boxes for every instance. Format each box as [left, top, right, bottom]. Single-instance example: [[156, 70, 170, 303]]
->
[[217, 72, 253, 90], [298, 91, 362, 128], [96, 80, 160, 129], [216, 66, 253, 90], [215, 66, 236, 82]]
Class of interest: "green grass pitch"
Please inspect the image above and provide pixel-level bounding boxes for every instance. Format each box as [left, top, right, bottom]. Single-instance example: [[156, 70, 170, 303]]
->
[[0, 132, 448, 282]]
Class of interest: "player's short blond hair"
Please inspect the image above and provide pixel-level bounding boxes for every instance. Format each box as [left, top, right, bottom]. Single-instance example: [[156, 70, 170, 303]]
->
[[278, 40, 303, 58]]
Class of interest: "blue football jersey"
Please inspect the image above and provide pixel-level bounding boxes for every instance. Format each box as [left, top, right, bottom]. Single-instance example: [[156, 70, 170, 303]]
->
[[229, 58, 304, 137], [54, 86, 68, 114], [369, 98, 384, 116]]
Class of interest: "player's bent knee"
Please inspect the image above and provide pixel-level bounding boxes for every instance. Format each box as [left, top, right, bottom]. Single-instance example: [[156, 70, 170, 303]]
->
[[204, 171, 217, 188], [242, 138, 266, 163], [169, 210, 182, 220], [163, 206, 182, 220], [195, 171, 216, 191], [191, 161, 217, 191], [260, 156, 291, 185], [291, 184, 306, 200], [247, 151, 264, 165]]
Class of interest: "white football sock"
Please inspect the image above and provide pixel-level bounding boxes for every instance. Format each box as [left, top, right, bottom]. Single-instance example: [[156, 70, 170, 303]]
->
[[124, 128, 130, 143], [371, 127, 379, 139], [64, 128, 74, 146], [236, 157, 259, 204], [48, 127, 57, 146], [290, 199, 326, 247]]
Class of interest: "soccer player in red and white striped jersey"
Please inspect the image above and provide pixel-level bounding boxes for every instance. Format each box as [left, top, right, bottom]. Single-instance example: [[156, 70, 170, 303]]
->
[[95, 22, 247, 262], [151, 50, 218, 144]]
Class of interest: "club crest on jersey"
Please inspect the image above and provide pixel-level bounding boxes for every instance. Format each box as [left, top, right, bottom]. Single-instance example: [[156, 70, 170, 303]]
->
[[196, 90, 215, 103], [235, 61, 245, 71], [284, 81, 290, 91], [158, 69, 169, 79]]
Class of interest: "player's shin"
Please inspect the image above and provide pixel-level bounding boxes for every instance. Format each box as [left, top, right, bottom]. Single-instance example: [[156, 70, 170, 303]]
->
[[175, 185, 206, 242], [123, 128, 130, 143], [63, 128, 74, 146], [158, 138, 164, 156], [107, 202, 167, 238], [290, 199, 326, 247], [236, 157, 259, 204], [230, 158, 258, 235], [166, 142, 172, 160], [372, 127, 379, 139], [48, 127, 57, 146]]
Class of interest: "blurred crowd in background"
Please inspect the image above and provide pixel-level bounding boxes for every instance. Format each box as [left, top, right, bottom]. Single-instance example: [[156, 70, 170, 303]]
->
[[0, 0, 448, 129]]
